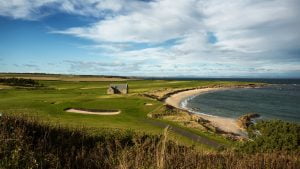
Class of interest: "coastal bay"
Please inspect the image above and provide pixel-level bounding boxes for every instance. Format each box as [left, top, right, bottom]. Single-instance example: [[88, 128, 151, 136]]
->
[[165, 88, 247, 136]]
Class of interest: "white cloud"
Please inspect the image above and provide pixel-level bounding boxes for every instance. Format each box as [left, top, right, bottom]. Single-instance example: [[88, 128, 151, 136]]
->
[[1, 0, 300, 77], [0, 0, 56, 19], [0, 0, 148, 20], [202, 0, 300, 53], [55, 0, 300, 52], [55, 0, 202, 43]]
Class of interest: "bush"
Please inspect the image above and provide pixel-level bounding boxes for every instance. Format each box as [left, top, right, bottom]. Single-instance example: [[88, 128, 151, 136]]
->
[[0, 78, 43, 87], [238, 120, 300, 153]]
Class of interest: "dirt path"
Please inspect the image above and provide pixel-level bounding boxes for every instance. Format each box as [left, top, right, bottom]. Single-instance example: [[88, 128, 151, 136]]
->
[[144, 119, 222, 148]]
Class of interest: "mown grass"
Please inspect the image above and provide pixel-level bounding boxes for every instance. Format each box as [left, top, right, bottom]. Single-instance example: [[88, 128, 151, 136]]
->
[[1, 114, 299, 169], [0, 81, 161, 131], [0, 77, 264, 150]]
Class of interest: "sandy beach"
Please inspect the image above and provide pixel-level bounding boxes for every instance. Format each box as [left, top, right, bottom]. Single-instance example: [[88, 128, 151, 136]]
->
[[165, 88, 247, 136]]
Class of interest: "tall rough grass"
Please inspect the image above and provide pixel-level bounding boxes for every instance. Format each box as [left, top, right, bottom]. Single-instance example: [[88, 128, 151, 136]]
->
[[0, 114, 299, 169]]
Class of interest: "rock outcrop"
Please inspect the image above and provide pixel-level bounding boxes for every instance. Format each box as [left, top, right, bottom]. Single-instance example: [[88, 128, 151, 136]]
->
[[237, 113, 260, 129]]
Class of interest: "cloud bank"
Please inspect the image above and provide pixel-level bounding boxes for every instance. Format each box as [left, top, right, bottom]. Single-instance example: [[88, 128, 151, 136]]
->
[[1, 0, 300, 77]]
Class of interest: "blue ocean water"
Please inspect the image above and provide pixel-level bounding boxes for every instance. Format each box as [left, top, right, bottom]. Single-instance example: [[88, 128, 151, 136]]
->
[[185, 84, 300, 123]]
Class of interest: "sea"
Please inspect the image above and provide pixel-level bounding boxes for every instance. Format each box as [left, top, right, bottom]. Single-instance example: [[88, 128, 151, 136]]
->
[[180, 79, 300, 123]]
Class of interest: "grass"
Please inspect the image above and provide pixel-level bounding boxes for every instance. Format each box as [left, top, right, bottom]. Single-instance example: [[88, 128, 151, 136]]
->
[[0, 84, 11, 89], [0, 73, 131, 81], [1, 75, 299, 168], [1, 114, 299, 169], [159, 118, 235, 146], [0, 74, 265, 150]]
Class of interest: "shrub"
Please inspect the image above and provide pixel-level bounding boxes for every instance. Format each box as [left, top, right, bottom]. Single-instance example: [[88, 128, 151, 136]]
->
[[238, 120, 300, 153], [0, 78, 43, 87]]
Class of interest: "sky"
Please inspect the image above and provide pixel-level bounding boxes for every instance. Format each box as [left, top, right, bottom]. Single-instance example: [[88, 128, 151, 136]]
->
[[0, 0, 300, 78]]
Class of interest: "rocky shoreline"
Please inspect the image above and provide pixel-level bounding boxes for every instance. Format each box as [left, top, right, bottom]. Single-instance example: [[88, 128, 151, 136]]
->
[[237, 113, 260, 129]]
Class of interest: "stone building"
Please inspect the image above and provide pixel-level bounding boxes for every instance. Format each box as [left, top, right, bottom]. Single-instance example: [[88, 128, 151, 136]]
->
[[107, 84, 128, 94]]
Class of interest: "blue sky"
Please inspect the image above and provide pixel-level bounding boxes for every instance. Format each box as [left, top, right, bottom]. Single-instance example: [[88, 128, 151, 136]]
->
[[0, 0, 300, 77]]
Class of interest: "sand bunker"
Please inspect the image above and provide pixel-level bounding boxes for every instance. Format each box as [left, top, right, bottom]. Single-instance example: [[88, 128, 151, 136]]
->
[[80, 87, 104, 90], [57, 88, 67, 90], [65, 108, 121, 115]]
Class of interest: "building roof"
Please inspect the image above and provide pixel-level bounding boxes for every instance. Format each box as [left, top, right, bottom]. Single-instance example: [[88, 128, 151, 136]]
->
[[109, 84, 128, 90]]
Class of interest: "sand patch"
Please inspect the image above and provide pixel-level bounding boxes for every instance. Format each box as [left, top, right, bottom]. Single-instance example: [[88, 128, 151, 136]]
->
[[0, 85, 12, 89], [165, 88, 226, 108], [57, 88, 67, 90], [80, 87, 104, 90], [65, 108, 121, 115], [97, 95, 125, 99], [167, 81, 187, 83]]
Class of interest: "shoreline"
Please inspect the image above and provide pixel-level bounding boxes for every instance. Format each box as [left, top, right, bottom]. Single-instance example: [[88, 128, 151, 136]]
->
[[165, 87, 247, 136]]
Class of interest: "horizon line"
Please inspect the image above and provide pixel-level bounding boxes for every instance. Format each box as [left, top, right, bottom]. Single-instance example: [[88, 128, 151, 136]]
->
[[1, 72, 300, 79]]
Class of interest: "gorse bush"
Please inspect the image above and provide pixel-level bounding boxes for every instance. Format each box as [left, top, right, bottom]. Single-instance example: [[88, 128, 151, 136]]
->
[[0, 78, 43, 87], [238, 120, 300, 153], [0, 114, 299, 169]]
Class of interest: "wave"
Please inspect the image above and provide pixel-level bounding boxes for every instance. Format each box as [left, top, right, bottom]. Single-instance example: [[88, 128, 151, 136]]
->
[[180, 95, 219, 118], [181, 85, 300, 122]]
